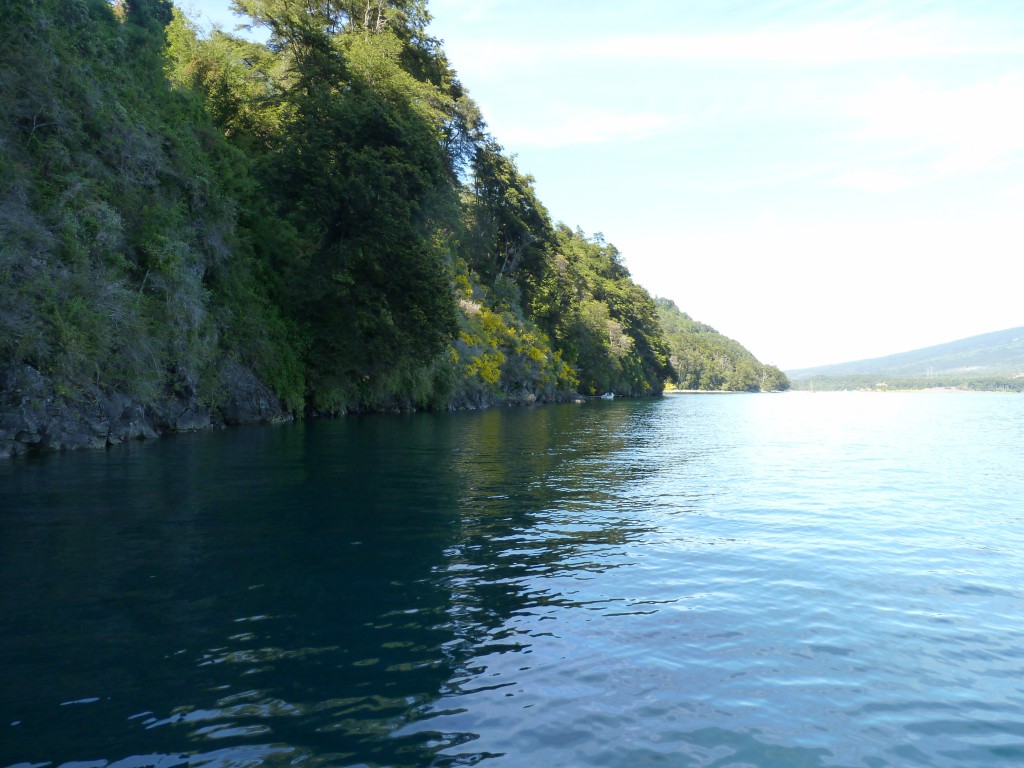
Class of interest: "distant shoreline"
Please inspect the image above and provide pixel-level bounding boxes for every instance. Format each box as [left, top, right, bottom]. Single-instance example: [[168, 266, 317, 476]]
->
[[663, 389, 750, 395]]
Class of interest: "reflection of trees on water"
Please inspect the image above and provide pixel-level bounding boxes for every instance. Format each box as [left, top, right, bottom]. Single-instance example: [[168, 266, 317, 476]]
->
[[432, 404, 662, 690], [443, 405, 643, 593], [0, 402, 662, 768]]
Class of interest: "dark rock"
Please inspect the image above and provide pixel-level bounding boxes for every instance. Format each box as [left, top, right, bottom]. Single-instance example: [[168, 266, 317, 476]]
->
[[0, 362, 277, 458], [174, 406, 211, 432], [145, 397, 211, 434], [217, 362, 289, 425], [0, 440, 26, 459], [0, 360, 583, 460], [112, 401, 157, 442]]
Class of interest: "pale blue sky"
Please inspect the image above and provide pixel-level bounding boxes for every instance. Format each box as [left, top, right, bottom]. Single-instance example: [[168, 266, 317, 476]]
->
[[179, 1, 1024, 369]]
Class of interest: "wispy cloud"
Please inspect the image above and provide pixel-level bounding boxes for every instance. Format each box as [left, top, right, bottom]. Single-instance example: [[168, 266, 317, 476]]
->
[[495, 105, 681, 148], [445, 18, 1024, 74], [1000, 184, 1024, 202], [833, 168, 918, 193], [601, 21, 1017, 64], [834, 75, 1024, 186], [427, 0, 508, 26]]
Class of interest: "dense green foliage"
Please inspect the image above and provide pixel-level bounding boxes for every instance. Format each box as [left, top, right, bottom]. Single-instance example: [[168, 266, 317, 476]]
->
[[1, 0, 782, 417], [533, 228, 672, 395], [0, 0, 303, 408], [656, 299, 789, 392]]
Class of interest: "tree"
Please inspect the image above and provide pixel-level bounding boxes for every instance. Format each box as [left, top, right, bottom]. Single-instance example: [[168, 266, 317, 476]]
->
[[210, 0, 460, 409], [656, 298, 789, 391], [465, 141, 554, 288]]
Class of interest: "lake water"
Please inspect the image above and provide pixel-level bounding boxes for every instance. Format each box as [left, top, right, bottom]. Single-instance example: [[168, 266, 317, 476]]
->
[[3, 392, 1024, 768]]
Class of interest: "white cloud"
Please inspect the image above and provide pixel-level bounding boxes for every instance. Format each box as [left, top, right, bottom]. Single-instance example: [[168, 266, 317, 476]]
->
[[834, 167, 918, 193], [490, 105, 680, 148], [1000, 184, 1024, 202], [843, 75, 1024, 176], [444, 18, 1024, 74], [623, 211, 1024, 370], [428, 0, 509, 24], [607, 21, 1010, 64]]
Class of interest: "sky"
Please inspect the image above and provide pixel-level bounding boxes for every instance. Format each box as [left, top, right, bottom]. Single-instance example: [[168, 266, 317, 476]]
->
[[180, 0, 1024, 370]]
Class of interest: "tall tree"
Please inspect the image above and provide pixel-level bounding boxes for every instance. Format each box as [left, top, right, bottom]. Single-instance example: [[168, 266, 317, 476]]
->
[[215, 0, 459, 408], [465, 141, 554, 288]]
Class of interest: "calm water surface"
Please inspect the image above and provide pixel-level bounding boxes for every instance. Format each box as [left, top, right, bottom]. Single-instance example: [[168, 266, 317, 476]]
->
[[3, 392, 1024, 767]]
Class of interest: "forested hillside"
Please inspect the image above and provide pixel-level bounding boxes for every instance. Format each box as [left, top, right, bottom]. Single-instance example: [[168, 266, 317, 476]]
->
[[657, 300, 789, 391], [0, 0, 783, 456]]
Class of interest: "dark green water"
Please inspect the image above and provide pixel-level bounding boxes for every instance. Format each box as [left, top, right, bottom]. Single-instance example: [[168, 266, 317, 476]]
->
[[2, 404, 648, 767], [4, 394, 1024, 767]]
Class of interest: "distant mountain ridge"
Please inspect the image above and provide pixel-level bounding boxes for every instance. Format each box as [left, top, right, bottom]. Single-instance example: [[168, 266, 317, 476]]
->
[[788, 327, 1024, 380]]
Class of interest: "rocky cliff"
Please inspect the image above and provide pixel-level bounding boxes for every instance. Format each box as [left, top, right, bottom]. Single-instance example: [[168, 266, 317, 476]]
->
[[0, 364, 289, 459]]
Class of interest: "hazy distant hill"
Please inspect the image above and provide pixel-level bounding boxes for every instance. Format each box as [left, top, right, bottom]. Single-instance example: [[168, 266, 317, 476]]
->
[[788, 327, 1024, 381]]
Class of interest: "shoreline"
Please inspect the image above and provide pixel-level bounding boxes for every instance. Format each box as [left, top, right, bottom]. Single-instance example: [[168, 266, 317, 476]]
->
[[0, 364, 592, 459], [663, 389, 776, 394]]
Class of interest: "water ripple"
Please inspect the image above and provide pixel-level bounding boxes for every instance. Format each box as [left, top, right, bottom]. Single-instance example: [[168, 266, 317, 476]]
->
[[4, 395, 1024, 767]]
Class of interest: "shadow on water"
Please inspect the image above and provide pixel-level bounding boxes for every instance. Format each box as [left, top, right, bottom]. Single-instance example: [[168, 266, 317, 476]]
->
[[1, 402, 677, 768]]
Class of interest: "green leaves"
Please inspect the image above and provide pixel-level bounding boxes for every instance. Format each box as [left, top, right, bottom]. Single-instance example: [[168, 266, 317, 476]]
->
[[3, 0, 775, 420], [213, 0, 461, 410], [656, 298, 789, 391], [528, 226, 672, 396], [466, 142, 553, 288]]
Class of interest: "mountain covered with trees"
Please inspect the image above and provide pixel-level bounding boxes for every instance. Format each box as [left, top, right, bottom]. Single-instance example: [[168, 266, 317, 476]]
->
[[656, 299, 788, 392], [0, 0, 786, 456], [788, 327, 1024, 391]]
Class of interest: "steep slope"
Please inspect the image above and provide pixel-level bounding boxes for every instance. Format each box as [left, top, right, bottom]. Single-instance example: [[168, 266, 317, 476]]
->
[[656, 299, 789, 391], [1, 0, 777, 457], [0, 0, 299, 458]]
